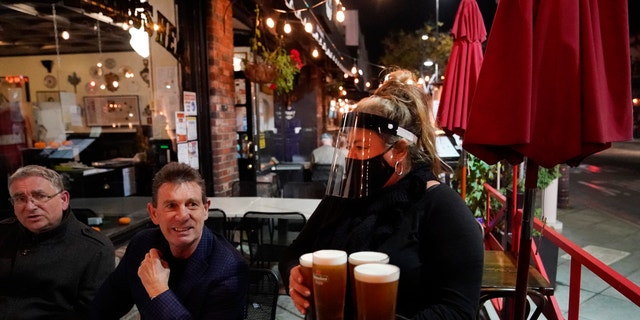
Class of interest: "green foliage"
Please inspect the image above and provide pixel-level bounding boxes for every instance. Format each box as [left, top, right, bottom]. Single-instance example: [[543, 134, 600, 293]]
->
[[379, 24, 453, 75], [263, 46, 300, 94], [248, 5, 300, 94], [462, 153, 498, 218], [537, 165, 561, 190]]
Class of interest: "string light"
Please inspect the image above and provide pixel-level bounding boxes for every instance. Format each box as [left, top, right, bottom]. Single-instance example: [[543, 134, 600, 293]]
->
[[312, 48, 319, 58], [283, 21, 291, 34], [305, 22, 313, 33], [96, 21, 103, 68], [336, 8, 345, 22], [266, 17, 275, 28]]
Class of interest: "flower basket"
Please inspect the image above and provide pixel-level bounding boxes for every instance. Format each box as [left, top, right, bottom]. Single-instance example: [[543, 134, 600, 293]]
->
[[244, 62, 277, 84]]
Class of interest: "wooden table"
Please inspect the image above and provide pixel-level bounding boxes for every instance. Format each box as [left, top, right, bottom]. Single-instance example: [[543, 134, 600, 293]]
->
[[481, 250, 554, 319]]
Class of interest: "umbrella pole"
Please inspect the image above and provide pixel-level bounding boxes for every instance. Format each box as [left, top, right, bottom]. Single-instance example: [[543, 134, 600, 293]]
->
[[513, 159, 538, 319], [460, 149, 467, 201]]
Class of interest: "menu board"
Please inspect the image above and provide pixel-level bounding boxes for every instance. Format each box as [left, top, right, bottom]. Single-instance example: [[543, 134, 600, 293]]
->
[[84, 95, 140, 126]]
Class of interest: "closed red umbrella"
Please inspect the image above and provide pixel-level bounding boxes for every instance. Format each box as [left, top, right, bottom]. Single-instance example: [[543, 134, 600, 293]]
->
[[437, 0, 486, 137], [463, 0, 632, 318], [436, 0, 486, 200]]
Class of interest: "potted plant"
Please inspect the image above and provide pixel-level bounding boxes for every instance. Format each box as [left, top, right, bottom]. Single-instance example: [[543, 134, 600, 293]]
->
[[245, 5, 302, 94]]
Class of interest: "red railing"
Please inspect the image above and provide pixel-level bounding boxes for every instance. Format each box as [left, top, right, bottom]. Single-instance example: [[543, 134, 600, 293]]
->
[[482, 183, 640, 319]]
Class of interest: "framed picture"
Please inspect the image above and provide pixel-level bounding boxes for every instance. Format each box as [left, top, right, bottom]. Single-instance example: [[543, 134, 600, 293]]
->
[[36, 91, 60, 103], [83, 95, 141, 126]]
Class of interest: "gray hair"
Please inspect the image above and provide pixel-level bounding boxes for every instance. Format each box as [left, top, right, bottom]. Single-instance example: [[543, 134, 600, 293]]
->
[[8, 165, 65, 192]]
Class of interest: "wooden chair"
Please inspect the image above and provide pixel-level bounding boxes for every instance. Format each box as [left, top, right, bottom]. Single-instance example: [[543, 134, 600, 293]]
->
[[240, 211, 306, 268], [244, 268, 279, 320]]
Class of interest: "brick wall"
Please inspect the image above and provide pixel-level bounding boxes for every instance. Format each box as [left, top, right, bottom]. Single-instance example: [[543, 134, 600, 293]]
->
[[206, 0, 237, 196]]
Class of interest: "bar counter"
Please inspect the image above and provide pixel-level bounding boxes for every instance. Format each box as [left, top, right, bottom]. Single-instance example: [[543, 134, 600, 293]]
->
[[70, 196, 153, 247]]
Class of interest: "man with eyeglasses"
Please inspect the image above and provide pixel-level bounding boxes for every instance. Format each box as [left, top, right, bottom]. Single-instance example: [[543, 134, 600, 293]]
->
[[0, 165, 115, 319]]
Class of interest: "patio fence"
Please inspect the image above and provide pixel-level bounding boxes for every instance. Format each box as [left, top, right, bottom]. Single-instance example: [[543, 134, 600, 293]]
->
[[482, 183, 640, 319]]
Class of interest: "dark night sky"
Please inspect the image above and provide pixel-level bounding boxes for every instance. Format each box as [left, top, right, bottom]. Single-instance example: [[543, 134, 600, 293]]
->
[[345, 0, 639, 64]]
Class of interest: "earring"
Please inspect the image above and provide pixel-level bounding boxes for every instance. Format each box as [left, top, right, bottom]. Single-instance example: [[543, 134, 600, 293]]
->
[[394, 161, 403, 176]]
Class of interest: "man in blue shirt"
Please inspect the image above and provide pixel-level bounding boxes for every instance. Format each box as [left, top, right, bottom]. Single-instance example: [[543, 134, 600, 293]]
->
[[91, 162, 249, 319]]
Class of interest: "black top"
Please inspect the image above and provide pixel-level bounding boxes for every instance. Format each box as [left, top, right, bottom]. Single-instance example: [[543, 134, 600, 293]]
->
[[279, 164, 484, 319], [0, 210, 115, 319]]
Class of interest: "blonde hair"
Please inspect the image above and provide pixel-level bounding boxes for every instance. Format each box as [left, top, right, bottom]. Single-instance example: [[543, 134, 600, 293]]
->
[[355, 69, 444, 176]]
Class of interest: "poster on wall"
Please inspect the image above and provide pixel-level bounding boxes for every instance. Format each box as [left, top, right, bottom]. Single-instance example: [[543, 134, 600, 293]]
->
[[187, 116, 198, 141], [175, 111, 187, 143], [175, 110, 199, 169], [183, 91, 197, 115], [84, 95, 140, 126]]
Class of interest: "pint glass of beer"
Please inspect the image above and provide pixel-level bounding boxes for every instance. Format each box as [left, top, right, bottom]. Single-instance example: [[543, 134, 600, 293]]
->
[[354, 263, 400, 320], [299, 253, 315, 319], [312, 250, 347, 320], [348, 251, 389, 316]]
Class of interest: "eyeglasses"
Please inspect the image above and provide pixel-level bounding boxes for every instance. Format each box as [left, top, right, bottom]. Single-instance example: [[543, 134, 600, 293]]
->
[[9, 190, 63, 206]]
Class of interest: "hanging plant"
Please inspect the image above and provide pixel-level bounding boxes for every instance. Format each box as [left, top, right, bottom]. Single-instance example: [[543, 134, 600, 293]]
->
[[245, 5, 302, 94]]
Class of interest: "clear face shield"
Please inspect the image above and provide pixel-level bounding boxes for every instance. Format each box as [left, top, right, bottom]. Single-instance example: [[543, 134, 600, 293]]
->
[[325, 112, 418, 199]]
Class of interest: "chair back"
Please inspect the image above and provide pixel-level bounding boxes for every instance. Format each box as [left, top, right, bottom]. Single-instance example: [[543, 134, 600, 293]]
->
[[283, 181, 326, 199], [241, 211, 306, 268], [206, 208, 228, 239], [245, 268, 279, 320], [311, 163, 343, 188]]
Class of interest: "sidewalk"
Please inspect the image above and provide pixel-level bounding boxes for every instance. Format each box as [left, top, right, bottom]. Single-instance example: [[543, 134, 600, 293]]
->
[[551, 206, 640, 319]]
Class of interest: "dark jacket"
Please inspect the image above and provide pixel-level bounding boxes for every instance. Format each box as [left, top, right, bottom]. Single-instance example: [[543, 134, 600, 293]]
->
[[91, 226, 249, 320], [279, 164, 484, 319], [0, 210, 115, 320]]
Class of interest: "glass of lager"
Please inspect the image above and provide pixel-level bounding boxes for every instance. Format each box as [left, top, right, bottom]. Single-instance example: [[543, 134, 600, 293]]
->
[[354, 263, 400, 320], [348, 251, 389, 317], [299, 253, 315, 319], [312, 250, 347, 320]]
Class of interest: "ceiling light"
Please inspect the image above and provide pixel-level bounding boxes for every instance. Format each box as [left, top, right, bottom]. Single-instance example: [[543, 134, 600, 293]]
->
[[129, 25, 150, 58]]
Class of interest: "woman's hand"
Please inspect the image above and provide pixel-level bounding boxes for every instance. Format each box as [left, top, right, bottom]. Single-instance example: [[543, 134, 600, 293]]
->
[[288, 265, 312, 315]]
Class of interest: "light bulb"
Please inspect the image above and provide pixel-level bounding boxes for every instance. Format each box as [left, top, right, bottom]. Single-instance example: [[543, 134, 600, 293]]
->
[[266, 17, 275, 28], [312, 48, 319, 58], [61, 31, 70, 40], [129, 26, 150, 58], [284, 22, 291, 34], [305, 22, 313, 33], [336, 10, 345, 23]]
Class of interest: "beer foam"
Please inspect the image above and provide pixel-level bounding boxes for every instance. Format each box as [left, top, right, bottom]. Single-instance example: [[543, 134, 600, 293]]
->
[[312, 250, 347, 265], [299, 253, 313, 268], [348, 251, 389, 265], [354, 263, 400, 283]]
